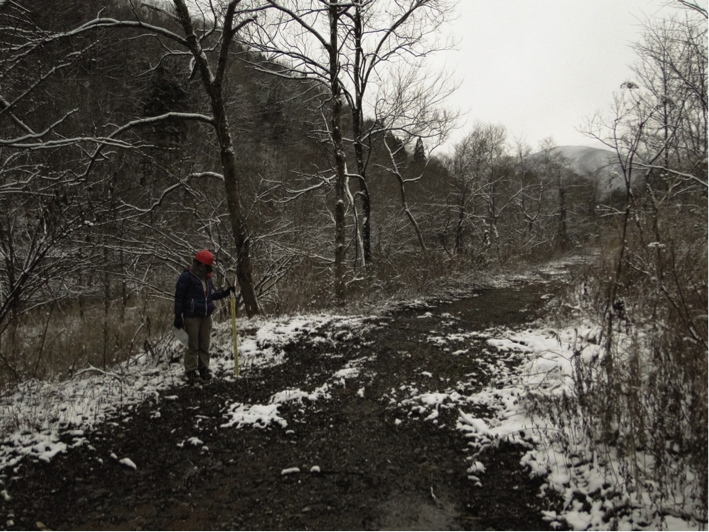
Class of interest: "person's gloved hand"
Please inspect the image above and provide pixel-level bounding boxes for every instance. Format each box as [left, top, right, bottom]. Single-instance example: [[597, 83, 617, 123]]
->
[[226, 286, 236, 296], [174, 315, 183, 329]]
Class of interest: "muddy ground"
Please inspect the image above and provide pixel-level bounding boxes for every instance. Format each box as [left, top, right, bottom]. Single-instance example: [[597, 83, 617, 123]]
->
[[2, 276, 568, 531]]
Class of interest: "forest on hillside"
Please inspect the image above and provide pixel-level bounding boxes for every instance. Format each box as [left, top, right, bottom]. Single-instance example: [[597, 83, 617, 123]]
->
[[0, 0, 611, 374]]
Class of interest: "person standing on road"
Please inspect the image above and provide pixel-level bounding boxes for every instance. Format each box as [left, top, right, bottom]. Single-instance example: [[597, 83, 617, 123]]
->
[[174, 250, 235, 383]]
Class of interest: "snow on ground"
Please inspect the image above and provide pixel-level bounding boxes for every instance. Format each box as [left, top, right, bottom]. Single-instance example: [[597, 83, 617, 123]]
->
[[0, 313, 347, 472], [515, 328, 705, 532], [432, 325, 702, 532], [379, 266, 704, 532], [0, 259, 704, 531]]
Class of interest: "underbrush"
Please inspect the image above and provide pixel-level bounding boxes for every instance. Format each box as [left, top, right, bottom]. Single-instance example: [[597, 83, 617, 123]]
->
[[525, 231, 708, 527], [254, 252, 471, 314], [0, 295, 174, 386], [253, 247, 543, 315]]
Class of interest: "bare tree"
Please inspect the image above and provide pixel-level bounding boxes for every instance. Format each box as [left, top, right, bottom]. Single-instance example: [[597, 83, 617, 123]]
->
[[341, 0, 454, 265], [171, 0, 261, 316], [0, 1, 112, 359], [508, 140, 552, 254], [0, 0, 282, 384], [38, 0, 266, 316], [374, 65, 457, 253], [442, 123, 508, 256], [676, 0, 708, 18], [248, 0, 458, 297], [249, 0, 351, 301], [580, 8, 707, 514], [536, 138, 571, 252]]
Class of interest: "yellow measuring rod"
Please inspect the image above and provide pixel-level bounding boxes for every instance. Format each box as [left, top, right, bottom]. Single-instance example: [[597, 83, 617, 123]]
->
[[230, 293, 239, 377]]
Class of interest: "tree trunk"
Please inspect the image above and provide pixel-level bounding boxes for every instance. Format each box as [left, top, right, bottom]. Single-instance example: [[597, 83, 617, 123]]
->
[[174, 0, 259, 316], [390, 150, 426, 252], [329, 4, 347, 303], [353, 129, 372, 265], [221, 137, 259, 317], [556, 171, 569, 251], [103, 245, 110, 370], [352, 6, 372, 265], [454, 182, 467, 254]]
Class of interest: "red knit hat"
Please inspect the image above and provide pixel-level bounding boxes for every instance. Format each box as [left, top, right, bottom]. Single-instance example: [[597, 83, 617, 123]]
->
[[194, 249, 214, 266]]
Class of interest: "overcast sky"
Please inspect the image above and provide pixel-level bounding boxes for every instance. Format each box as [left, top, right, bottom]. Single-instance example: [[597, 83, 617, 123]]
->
[[436, 0, 689, 152]]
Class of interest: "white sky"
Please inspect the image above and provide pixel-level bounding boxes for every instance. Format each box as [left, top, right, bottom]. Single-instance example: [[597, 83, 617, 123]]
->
[[437, 0, 690, 152]]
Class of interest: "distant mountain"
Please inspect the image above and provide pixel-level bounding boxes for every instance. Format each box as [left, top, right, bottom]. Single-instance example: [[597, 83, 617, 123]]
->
[[553, 146, 624, 195], [554, 146, 614, 173]]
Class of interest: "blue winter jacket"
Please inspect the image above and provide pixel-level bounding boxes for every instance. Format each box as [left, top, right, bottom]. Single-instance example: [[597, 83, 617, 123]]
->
[[174, 268, 229, 319]]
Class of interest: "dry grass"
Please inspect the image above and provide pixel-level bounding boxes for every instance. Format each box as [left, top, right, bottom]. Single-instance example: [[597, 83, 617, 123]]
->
[[529, 203, 708, 523], [0, 294, 173, 386]]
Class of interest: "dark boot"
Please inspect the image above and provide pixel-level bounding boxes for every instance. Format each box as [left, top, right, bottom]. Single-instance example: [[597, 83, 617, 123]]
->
[[185, 370, 199, 384], [199, 367, 212, 381]]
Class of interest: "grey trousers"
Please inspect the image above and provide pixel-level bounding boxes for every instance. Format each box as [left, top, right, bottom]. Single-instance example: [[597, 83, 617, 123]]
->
[[183, 316, 212, 372]]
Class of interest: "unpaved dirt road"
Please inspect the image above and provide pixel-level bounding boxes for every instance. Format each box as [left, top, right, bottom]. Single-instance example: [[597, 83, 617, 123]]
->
[[2, 276, 566, 530]]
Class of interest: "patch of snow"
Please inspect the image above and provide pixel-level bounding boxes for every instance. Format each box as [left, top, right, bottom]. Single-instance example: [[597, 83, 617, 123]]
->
[[486, 338, 533, 352], [468, 461, 485, 474], [333, 367, 359, 379], [448, 320, 705, 531], [119, 457, 137, 470], [0, 314, 347, 473], [221, 403, 287, 430], [458, 411, 490, 435], [270, 383, 331, 404]]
